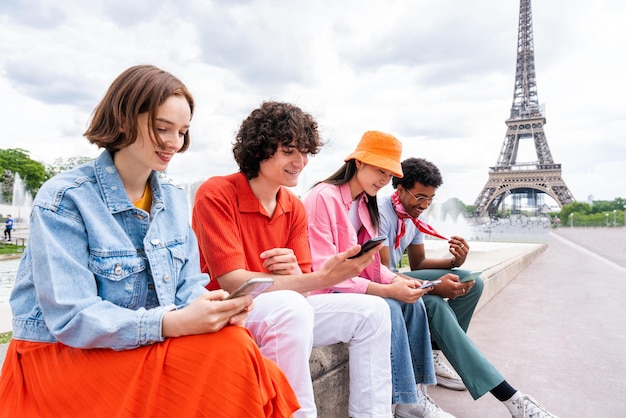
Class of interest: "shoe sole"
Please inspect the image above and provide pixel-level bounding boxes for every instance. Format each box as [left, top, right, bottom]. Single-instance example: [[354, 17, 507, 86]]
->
[[436, 376, 467, 391]]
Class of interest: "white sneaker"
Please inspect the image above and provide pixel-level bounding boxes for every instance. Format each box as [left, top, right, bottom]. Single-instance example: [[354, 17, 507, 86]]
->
[[433, 350, 466, 391], [505, 392, 560, 418], [394, 384, 456, 418]]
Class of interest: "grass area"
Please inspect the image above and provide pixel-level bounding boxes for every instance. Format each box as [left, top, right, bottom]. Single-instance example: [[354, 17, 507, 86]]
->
[[0, 331, 11, 344], [0, 242, 24, 255], [401, 253, 408, 267]]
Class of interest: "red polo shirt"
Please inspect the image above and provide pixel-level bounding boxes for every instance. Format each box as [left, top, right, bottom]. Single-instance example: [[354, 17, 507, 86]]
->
[[192, 172, 312, 290]]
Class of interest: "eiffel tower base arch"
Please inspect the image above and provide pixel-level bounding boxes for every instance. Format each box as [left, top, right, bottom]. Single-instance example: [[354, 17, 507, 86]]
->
[[474, 166, 575, 218]]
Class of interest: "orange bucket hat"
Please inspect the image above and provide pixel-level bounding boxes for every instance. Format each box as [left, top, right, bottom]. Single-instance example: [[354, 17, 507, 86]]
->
[[344, 130, 404, 178]]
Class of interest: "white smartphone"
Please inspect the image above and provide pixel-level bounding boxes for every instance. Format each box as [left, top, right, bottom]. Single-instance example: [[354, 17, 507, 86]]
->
[[460, 271, 482, 283], [225, 278, 274, 300], [419, 279, 442, 289]]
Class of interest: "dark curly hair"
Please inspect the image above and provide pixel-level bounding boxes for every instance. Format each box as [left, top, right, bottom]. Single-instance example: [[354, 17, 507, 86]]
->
[[233, 101, 322, 179], [392, 158, 443, 190]]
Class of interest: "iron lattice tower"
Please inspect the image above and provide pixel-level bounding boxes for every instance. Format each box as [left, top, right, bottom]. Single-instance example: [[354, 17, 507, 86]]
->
[[473, 0, 574, 218]]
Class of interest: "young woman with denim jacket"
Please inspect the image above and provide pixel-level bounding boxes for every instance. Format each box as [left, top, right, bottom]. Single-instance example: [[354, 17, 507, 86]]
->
[[0, 65, 298, 418]]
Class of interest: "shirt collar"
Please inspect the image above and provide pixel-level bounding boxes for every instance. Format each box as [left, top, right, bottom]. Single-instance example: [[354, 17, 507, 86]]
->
[[235, 172, 291, 218], [339, 182, 368, 207]]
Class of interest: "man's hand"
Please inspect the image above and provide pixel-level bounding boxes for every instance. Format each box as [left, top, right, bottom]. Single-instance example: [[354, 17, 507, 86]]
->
[[429, 273, 475, 299], [261, 248, 303, 275], [449, 235, 469, 267]]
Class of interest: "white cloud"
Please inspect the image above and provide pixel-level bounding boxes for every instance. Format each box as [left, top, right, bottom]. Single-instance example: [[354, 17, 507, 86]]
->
[[0, 0, 624, 206]]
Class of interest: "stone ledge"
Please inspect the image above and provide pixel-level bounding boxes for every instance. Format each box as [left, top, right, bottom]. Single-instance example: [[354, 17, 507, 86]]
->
[[311, 343, 350, 417]]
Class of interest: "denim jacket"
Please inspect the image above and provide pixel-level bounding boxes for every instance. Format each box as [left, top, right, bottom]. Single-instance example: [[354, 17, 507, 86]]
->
[[10, 151, 209, 350]]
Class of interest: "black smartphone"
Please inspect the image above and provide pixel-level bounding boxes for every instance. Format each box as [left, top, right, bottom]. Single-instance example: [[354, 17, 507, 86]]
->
[[225, 278, 274, 300], [347, 236, 386, 259]]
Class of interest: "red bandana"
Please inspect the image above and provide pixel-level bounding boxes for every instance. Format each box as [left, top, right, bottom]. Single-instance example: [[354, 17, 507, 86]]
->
[[391, 191, 448, 249]]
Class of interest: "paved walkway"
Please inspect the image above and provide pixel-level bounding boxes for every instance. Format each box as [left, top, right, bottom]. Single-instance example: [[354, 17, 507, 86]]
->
[[429, 227, 626, 417]]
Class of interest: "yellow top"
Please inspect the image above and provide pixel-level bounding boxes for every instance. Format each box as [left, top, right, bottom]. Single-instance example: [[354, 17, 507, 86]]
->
[[133, 183, 152, 212]]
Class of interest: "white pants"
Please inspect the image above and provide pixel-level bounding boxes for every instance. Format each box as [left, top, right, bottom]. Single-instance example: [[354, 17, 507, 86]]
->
[[247, 290, 392, 418]]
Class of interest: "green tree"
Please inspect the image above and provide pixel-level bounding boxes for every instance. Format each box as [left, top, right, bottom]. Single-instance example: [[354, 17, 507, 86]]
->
[[559, 201, 591, 221], [556, 198, 625, 227], [590, 200, 614, 214], [0, 148, 47, 202]]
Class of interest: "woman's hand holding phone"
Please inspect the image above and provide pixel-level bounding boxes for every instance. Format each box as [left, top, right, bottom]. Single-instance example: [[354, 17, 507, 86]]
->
[[225, 278, 274, 300], [418, 279, 442, 289], [347, 236, 386, 259]]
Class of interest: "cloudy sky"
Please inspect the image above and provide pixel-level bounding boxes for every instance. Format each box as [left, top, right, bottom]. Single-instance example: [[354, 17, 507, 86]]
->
[[1, 0, 624, 208]]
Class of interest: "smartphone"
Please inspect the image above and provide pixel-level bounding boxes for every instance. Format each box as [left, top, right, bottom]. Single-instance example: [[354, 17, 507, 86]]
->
[[347, 236, 386, 259], [225, 278, 274, 300], [460, 271, 482, 283], [419, 279, 442, 289]]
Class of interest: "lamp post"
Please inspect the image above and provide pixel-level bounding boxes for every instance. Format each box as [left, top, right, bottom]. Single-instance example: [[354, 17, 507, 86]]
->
[[605, 213, 609, 227], [614, 209, 617, 227], [569, 213, 573, 228]]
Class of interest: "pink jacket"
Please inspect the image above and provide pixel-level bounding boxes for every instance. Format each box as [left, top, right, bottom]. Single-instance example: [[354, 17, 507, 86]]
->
[[304, 182, 396, 294]]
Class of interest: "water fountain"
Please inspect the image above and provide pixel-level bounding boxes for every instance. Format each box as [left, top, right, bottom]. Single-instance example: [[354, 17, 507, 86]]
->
[[9, 173, 32, 223], [422, 203, 550, 243]]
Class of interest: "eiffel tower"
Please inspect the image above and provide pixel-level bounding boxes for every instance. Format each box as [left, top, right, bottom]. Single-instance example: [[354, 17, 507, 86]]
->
[[473, 0, 575, 218]]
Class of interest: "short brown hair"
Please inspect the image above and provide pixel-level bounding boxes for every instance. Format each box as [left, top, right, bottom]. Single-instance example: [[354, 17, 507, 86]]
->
[[84, 65, 194, 153]]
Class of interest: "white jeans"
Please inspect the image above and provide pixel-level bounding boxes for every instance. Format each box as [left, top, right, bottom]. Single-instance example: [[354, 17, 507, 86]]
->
[[247, 290, 392, 418]]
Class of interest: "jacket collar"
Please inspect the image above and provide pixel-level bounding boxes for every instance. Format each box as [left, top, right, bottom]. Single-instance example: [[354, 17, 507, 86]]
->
[[94, 150, 163, 214]]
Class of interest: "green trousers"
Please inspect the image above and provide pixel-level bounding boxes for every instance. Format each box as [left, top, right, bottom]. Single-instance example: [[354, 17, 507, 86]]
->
[[405, 269, 505, 399]]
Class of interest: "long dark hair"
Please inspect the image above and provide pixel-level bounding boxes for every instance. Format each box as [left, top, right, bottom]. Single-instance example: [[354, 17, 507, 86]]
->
[[314, 159, 380, 228]]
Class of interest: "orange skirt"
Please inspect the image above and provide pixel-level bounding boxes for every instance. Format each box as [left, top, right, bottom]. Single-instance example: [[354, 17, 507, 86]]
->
[[0, 326, 299, 418]]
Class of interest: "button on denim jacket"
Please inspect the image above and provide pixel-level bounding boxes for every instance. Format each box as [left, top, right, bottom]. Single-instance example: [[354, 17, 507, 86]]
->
[[11, 151, 209, 350]]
